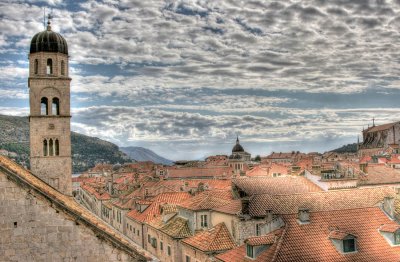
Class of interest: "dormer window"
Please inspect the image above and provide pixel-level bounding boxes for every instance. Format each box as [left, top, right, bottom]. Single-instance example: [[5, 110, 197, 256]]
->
[[329, 230, 357, 254], [246, 244, 254, 258], [343, 238, 356, 253], [379, 224, 400, 246]]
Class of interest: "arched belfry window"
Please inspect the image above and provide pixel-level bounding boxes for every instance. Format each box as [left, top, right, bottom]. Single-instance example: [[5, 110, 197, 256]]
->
[[43, 139, 48, 156], [41, 97, 48, 115], [61, 60, 65, 75], [34, 59, 38, 75], [52, 98, 60, 115], [49, 139, 54, 156], [47, 58, 53, 75], [55, 139, 59, 156]]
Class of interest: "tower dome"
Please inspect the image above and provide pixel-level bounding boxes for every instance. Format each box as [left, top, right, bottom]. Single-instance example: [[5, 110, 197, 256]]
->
[[232, 137, 245, 153], [30, 21, 68, 55]]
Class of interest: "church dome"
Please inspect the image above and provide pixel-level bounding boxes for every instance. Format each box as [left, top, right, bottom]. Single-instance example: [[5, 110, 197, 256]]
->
[[232, 137, 245, 153], [30, 22, 68, 55]]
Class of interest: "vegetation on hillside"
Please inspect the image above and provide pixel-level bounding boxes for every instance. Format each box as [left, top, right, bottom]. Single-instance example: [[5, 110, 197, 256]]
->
[[0, 115, 131, 173], [331, 143, 358, 153]]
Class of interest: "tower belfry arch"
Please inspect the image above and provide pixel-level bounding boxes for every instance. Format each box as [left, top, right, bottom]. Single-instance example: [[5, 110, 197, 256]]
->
[[28, 17, 72, 195]]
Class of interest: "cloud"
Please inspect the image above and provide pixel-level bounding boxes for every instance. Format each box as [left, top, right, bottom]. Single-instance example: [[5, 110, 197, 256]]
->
[[1, 0, 400, 159]]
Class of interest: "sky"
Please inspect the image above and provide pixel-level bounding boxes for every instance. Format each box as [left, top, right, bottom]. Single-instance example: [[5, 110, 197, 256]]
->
[[1, 0, 400, 160]]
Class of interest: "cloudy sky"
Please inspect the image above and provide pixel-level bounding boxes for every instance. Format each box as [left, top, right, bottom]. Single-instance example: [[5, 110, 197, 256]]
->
[[1, 0, 400, 160]]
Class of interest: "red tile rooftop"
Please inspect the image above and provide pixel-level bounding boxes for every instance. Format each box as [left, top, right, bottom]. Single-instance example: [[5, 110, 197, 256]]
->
[[249, 187, 395, 216], [127, 192, 191, 223], [232, 176, 323, 197], [178, 189, 233, 211], [274, 207, 400, 262], [182, 223, 236, 252], [328, 230, 356, 240], [360, 164, 400, 185], [216, 228, 284, 262], [379, 224, 400, 233]]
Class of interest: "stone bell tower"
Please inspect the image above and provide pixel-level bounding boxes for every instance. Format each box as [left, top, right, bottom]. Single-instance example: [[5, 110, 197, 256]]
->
[[28, 17, 72, 195]]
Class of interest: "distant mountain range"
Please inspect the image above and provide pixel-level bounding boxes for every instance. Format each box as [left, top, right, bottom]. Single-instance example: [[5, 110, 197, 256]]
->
[[0, 114, 172, 172], [120, 146, 173, 165]]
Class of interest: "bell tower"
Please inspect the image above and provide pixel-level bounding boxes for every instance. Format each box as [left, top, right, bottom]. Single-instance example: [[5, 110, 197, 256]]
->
[[28, 17, 72, 195]]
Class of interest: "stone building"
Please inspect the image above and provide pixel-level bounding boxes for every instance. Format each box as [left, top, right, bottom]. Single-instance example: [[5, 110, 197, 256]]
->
[[228, 137, 251, 175], [28, 20, 72, 195], [0, 19, 156, 261], [359, 121, 400, 156]]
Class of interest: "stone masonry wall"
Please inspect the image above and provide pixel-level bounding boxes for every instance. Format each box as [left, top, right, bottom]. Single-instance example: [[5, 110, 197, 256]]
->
[[0, 170, 140, 262]]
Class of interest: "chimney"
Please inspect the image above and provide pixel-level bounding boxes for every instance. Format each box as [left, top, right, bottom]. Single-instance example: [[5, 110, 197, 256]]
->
[[298, 208, 310, 224], [383, 196, 395, 219], [265, 209, 273, 222], [241, 198, 250, 215]]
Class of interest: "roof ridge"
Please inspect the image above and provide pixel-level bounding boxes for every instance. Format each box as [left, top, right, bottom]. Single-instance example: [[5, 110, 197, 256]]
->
[[207, 222, 224, 250]]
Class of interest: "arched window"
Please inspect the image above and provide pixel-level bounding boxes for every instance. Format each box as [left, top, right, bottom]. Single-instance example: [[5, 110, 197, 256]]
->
[[49, 139, 54, 156], [55, 139, 59, 156], [52, 98, 60, 115], [43, 139, 48, 156], [61, 60, 65, 75], [34, 59, 38, 74], [41, 97, 48, 115], [47, 58, 53, 74]]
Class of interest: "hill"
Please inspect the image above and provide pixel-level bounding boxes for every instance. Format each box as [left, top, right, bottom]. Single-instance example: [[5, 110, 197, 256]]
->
[[0, 115, 130, 173], [331, 143, 358, 153], [120, 146, 173, 165]]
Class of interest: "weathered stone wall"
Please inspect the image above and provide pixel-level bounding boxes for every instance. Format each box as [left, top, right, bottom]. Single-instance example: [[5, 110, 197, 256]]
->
[[181, 243, 211, 262], [0, 170, 140, 262], [146, 225, 180, 262]]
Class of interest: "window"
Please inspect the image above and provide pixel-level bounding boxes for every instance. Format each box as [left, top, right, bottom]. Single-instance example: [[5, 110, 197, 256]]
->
[[246, 244, 254, 258], [52, 97, 60, 115], [61, 60, 65, 75], [343, 238, 356, 253], [47, 58, 53, 74], [137, 230, 140, 236], [167, 246, 171, 256], [49, 139, 54, 156], [148, 234, 151, 243], [395, 231, 400, 245], [185, 255, 190, 262], [160, 241, 163, 251], [43, 139, 48, 156], [41, 97, 48, 115], [34, 59, 38, 74], [55, 139, 59, 156], [200, 214, 208, 228], [256, 224, 262, 236]]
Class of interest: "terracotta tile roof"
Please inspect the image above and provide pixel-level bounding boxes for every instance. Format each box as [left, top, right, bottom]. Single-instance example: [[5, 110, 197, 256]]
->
[[166, 166, 233, 179], [328, 230, 356, 240], [112, 197, 136, 210], [156, 215, 192, 238], [246, 163, 289, 177], [233, 176, 323, 197], [249, 187, 395, 216], [182, 223, 236, 252], [245, 233, 277, 246], [360, 164, 400, 185], [80, 183, 111, 200], [216, 228, 284, 262], [274, 207, 400, 262], [179, 189, 233, 211], [0, 156, 154, 261], [379, 224, 400, 233], [127, 192, 191, 223], [212, 199, 242, 215]]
